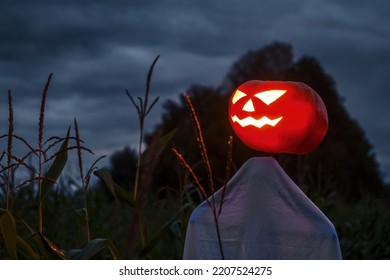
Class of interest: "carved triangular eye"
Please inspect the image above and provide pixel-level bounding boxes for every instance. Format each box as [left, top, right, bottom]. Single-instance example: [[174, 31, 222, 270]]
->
[[232, 90, 247, 104], [254, 90, 286, 105], [242, 99, 255, 112]]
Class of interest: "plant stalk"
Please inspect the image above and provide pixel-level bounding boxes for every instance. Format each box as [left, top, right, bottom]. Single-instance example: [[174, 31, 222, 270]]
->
[[212, 210, 225, 260], [133, 122, 143, 201], [37, 74, 52, 234], [74, 118, 91, 242], [6, 90, 14, 210], [84, 196, 91, 242], [38, 152, 43, 233]]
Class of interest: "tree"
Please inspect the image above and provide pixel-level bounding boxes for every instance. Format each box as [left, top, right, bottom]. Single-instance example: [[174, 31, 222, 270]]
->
[[107, 146, 137, 191]]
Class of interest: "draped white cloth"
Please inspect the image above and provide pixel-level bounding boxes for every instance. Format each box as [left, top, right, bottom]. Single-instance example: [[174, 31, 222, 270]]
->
[[183, 157, 342, 259]]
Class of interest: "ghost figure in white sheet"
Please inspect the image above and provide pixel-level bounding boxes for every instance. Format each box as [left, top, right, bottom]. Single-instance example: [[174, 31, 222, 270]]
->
[[183, 157, 342, 260]]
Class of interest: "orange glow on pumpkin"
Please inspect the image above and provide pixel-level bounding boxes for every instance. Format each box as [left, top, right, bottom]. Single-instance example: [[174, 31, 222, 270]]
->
[[229, 80, 328, 154]]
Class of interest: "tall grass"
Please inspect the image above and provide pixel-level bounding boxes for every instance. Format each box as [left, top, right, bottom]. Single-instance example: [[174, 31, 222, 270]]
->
[[124, 55, 161, 258], [6, 90, 14, 210], [94, 55, 190, 259], [126, 55, 160, 202], [172, 94, 233, 260], [74, 118, 106, 243], [0, 74, 117, 259]]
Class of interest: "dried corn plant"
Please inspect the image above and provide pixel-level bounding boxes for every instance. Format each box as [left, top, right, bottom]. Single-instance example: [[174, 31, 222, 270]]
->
[[172, 94, 233, 260]]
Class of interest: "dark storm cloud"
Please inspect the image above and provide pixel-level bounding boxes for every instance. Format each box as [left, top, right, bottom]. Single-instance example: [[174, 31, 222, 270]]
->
[[1, 0, 389, 181]]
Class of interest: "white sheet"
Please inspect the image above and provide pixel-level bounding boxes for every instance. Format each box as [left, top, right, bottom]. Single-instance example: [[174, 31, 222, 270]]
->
[[183, 157, 342, 259]]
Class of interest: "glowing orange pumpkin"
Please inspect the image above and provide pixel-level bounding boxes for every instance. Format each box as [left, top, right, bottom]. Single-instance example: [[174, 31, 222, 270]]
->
[[229, 80, 328, 154]]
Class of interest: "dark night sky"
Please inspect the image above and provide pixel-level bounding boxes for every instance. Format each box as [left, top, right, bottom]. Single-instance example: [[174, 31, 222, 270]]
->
[[1, 0, 389, 182]]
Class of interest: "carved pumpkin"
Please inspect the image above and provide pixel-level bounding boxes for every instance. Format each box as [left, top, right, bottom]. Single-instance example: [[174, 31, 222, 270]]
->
[[229, 80, 328, 154]]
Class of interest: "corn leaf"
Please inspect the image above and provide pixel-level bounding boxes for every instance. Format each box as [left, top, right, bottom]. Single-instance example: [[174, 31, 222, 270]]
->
[[73, 238, 119, 260], [39, 233, 68, 260], [93, 167, 117, 199], [20, 220, 53, 259], [26, 232, 68, 260], [24, 228, 48, 259], [0, 210, 17, 259], [67, 248, 82, 258], [140, 128, 176, 166], [94, 168, 134, 206], [138, 202, 192, 258], [16, 236, 38, 260], [40, 127, 70, 200]]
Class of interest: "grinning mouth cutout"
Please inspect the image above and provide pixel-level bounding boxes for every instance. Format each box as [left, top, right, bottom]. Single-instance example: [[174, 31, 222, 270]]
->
[[231, 115, 283, 128]]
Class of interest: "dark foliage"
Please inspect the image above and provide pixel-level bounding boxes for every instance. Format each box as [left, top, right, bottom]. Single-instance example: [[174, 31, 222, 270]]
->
[[108, 146, 137, 192]]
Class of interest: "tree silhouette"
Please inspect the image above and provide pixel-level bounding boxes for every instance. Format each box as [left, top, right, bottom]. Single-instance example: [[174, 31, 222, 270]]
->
[[108, 146, 137, 191]]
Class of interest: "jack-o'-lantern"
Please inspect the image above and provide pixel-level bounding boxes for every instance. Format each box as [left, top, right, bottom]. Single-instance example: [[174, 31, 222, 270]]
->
[[229, 80, 328, 154]]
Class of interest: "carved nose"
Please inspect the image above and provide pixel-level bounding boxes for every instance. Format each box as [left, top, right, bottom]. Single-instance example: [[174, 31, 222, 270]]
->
[[242, 99, 255, 112]]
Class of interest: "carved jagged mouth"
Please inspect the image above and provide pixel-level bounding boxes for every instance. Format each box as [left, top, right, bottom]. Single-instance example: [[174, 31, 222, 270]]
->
[[231, 115, 282, 128]]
